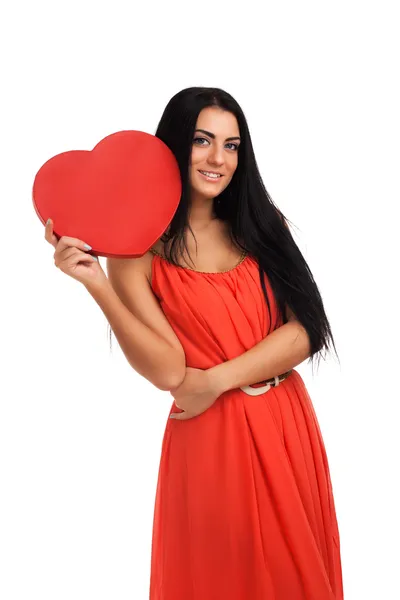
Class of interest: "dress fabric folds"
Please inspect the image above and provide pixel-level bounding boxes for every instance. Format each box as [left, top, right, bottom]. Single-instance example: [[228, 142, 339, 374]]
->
[[148, 251, 343, 600]]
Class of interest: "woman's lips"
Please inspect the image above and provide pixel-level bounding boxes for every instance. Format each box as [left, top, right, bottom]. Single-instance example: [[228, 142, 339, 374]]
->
[[198, 170, 223, 183]]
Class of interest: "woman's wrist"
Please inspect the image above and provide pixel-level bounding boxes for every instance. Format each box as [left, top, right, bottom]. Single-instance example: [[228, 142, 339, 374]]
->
[[84, 276, 112, 299], [206, 363, 231, 396]]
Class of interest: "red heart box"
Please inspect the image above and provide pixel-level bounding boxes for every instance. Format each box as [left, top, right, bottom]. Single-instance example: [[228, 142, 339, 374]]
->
[[32, 130, 182, 258]]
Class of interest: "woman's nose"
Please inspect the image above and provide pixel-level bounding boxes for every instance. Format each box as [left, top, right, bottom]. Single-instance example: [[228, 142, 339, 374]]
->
[[207, 146, 224, 164]]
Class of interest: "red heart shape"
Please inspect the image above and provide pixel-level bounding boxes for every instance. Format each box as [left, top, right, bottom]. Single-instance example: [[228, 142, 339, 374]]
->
[[32, 130, 182, 258]]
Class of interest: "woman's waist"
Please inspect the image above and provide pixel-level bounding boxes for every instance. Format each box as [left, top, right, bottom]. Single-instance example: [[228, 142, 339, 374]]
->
[[238, 369, 294, 396]]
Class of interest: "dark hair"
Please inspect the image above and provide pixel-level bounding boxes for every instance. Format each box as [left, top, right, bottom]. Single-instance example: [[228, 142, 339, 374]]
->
[[108, 86, 339, 372]]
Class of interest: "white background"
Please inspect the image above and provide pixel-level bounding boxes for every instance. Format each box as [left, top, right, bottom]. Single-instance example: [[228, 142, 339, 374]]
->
[[1, 1, 399, 598]]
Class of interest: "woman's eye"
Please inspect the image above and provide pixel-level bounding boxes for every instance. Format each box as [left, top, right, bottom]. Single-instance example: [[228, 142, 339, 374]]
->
[[193, 137, 208, 145], [193, 137, 239, 151]]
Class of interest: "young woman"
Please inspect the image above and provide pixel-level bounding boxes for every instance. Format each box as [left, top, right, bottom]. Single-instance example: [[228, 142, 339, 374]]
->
[[45, 87, 344, 599]]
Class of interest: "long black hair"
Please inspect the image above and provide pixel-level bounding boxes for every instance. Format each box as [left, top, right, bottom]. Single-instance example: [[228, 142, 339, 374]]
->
[[109, 87, 339, 372]]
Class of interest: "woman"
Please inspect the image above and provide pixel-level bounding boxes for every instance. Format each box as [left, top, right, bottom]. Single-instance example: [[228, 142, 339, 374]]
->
[[45, 87, 343, 599]]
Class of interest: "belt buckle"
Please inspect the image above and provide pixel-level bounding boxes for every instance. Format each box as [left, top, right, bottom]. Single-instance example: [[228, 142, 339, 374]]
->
[[239, 375, 281, 396]]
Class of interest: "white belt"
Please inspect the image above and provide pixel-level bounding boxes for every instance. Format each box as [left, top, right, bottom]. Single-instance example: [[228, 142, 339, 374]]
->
[[239, 371, 292, 396], [239, 376, 278, 396]]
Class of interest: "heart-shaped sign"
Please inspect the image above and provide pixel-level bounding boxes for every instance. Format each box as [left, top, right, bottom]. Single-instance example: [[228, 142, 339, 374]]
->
[[32, 130, 182, 258]]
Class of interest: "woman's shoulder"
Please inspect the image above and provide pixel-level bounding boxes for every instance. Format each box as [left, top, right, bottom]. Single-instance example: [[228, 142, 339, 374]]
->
[[148, 240, 167, 258]]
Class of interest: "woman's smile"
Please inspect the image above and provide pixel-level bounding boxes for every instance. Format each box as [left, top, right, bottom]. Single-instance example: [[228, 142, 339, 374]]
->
[[198, 170, 224, 182]]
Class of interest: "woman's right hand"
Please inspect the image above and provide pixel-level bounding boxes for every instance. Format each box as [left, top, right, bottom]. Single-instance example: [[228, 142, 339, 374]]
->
[[44, 218, 109, 290]]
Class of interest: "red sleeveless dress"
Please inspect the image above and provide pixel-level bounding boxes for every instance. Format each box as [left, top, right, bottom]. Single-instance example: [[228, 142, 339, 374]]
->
[[148, 250, 343, 600]]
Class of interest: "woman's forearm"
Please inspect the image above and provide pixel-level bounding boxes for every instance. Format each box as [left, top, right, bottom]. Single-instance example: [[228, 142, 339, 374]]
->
[[85, 280, 185, 391], [207, 321, 311, 394]]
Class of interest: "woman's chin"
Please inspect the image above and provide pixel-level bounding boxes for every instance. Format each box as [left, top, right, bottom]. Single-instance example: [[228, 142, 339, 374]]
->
[[190, 184, 218, 199]]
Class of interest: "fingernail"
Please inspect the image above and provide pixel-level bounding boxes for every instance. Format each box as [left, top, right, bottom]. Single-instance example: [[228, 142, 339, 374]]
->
[[84, 243, 92, 250], [169, 414, 175, 419], [92, 256, 98, 261], [46, 219, 51, 225]]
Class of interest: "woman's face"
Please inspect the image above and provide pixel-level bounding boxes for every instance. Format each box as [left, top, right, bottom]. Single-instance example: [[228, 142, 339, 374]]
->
[[189, 106, 241, 199]]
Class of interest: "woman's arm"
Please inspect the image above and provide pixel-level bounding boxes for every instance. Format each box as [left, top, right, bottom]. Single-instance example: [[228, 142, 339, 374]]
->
[[206, 320, 311, 394], [86, 275, 186, 392]]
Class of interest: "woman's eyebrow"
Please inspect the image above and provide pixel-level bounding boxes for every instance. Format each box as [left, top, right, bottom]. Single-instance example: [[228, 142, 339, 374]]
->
[[195, 128, 241, 142]]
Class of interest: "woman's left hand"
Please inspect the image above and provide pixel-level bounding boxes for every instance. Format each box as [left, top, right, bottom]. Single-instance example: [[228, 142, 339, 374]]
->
[[169, 367, 224, 421]]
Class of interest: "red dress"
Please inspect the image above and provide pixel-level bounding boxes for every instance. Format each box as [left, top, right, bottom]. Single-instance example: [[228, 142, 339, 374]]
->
[[148, 250, 343, 600]]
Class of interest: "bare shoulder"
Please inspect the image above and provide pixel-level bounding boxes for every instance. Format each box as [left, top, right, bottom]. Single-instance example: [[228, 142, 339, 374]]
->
[[106, 244, 161, 285], [148, 238, 167, 256]]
